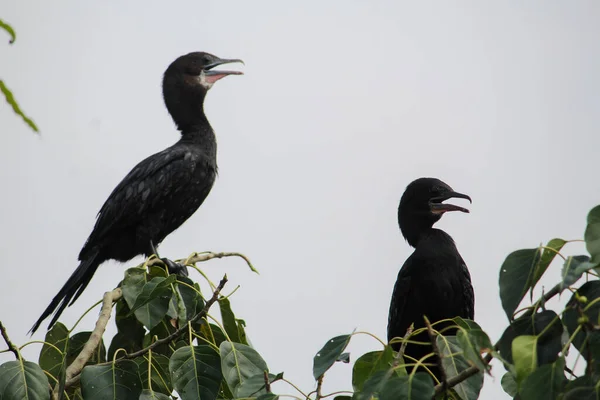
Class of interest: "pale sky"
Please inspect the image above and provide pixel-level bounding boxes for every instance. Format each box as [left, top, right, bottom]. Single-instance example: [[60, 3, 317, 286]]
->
[[1, 2, 599, 399]]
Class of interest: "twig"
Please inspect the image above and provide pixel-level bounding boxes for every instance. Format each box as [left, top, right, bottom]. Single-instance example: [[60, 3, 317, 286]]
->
[[316, 375, 324, 400], [263, 371, 271, 393], [398, 325, 413, 362], [146, 251, 258, 273], [55, 288, 122, 398], [0, 321, 20, 359], [424, 316, 447, 393]]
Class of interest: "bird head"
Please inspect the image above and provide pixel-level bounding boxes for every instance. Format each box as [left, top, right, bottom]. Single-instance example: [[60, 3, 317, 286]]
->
[[162, 52, 244, 131], [398, 177, 471, 247]]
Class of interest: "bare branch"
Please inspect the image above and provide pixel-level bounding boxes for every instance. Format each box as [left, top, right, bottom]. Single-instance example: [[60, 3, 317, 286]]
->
[[55, 288, 122, 398], [0, 321, 20, 359], [146, 251, 257, 273], [263, 371, 271, 393], [398, 324, 413, 362], [424, 316, 447, 393]]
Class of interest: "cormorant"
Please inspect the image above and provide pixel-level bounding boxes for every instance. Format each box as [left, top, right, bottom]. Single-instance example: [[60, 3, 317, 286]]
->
[[30, 52, 243, 334], [387, 177, 474, 381]]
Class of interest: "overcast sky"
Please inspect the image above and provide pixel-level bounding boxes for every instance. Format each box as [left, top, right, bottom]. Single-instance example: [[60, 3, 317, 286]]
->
[[1, 1, 599, 399]]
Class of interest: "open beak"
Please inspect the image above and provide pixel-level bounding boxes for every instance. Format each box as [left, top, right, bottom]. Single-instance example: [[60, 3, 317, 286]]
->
[[203, 58, 244, 84], [429, 191, 472, 214]]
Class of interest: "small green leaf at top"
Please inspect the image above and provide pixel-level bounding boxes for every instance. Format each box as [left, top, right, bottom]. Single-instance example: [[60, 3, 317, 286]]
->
[[452, 317, 484, 332], [313, 334, 352, 379], [499, 248, 542, 320], [169, 345, 222, 400], [585, 205, 600, 263], [80, 360, 142, 400], [0, 19, 16, 43], [0, 80, 39, 133], [0, 360, 50, 400], [220, 341, 269, 397], [512, 335, 537, 384]]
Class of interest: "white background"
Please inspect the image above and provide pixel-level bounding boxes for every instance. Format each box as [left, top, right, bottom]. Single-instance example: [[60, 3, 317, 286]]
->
[[1, 2, 599, 399]]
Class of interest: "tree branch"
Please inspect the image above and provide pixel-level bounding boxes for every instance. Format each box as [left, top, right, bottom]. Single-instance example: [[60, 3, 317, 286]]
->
[[146, 251, 257, 273], [424, 317, 447, 392], [54, 288, 122, 399], [0, 321, 19, 359]]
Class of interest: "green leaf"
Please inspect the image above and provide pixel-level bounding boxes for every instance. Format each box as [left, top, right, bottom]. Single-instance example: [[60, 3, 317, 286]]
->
[[169, 345, 222, 400], [437, 335, 483, 400], [313, 334, 352, 379], [67, 332, 106, 366], [560, 255, 597, 290], [585, 205, 600, 263], [135, 353, 173, 395], [352, 346, 400, 392], [451, 317, 484, 331], [519, 357, 566, 400], [122, 268, 175, 330], [499, 248, 542, 320], [563, 280, 600, 371], [38, 322, 69, 385], [563, 375, 600, 399], [80, 360, 142, 399], [500, 372, 517, 397], [498, 310, 563, 368], [512, 335, 537, 384], [129, 275, 177, 313], [139, 389, 171, 400], [257, 394, 279, 400], [219, 297, 243, 343], [456, 329, 493, 374], [357, 369, 396, 400], [108, 299, 145, 360], [0, 360, 50, 400], [378, 372, 434, 400], [167, 276, 203, 328], [0, 80, 39, 133], [530, 238, 567, 300], [220, 341, 268, 397], [147, 320, 177, 358], [0, 19, 16, 43], [198, 323, 227, 349], [237, 372, 277, 397]]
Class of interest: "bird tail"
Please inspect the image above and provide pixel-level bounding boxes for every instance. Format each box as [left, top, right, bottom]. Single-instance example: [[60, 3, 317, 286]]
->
[[29, 250, 101, 334]]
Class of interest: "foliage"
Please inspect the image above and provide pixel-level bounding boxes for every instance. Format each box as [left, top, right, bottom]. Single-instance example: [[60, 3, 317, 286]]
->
[[1, 206, 600, 399], [1, 18, 39, 133]]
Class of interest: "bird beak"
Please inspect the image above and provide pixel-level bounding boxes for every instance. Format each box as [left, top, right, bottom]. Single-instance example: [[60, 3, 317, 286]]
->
[[203, 58, 244, 84], [429, 191, 472, 214]]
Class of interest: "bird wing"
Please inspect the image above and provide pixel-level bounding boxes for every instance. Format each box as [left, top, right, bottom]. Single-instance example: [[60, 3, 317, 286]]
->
[[387, 270, 413, 342], [79, 145, 210, 259]]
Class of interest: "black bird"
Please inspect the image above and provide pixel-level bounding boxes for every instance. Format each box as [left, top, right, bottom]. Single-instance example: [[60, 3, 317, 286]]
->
[[30, 52, 243, 334], [387, 177, 474, 381]]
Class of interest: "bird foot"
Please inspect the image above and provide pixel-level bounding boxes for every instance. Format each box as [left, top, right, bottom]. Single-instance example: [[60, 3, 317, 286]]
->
[[161, 257, 189, 277]]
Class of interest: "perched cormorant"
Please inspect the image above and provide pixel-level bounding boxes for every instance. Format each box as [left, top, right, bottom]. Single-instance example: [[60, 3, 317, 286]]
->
[[387, 177, 474, 380], [30, 52, 243, 334]]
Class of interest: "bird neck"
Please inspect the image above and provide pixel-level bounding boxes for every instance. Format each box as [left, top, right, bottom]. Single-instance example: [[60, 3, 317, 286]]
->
[[407, 228, 453, 248], [179, 125, 217, 157]]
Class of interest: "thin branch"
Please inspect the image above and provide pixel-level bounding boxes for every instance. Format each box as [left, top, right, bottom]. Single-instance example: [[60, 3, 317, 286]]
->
[[316, 375, 324, 400], [424, 316, 447, 393], [145, 251, 258, 274], [0, 321, 20, 359], [55, 288, 122, 398], [398, 325, 413, 361], [263, 371, 271, 393]]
